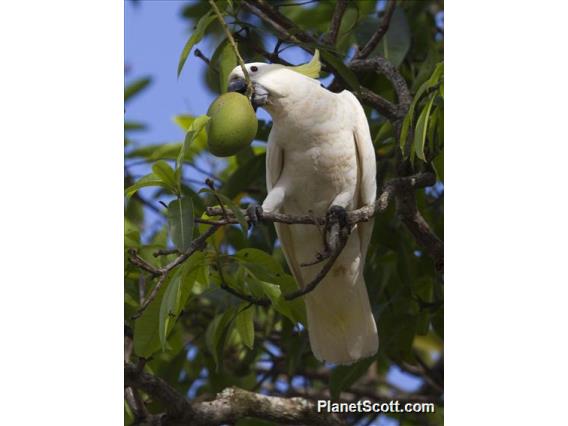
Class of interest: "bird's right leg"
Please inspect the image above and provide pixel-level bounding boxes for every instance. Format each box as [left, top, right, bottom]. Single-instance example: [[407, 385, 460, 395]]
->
[[247, 181, 287, 225]]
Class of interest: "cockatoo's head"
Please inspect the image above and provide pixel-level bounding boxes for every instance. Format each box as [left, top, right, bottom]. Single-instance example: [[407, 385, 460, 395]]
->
[[227, 50, 322, 114]]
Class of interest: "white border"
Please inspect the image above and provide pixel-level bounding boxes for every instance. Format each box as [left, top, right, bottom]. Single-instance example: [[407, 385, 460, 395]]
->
[[0, 1, 123, 423]]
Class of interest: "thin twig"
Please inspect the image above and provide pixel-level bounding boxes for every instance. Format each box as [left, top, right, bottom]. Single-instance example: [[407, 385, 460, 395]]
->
[[128, 249, 161, 276], [206, 178, 229, 220], [194, 48, 211, 65], [129, 225, 221, 319], [209, 0, 254, 97], [153, 248, 180, 257], [131, 274, 168, 320], [284, 235, 347, 301]]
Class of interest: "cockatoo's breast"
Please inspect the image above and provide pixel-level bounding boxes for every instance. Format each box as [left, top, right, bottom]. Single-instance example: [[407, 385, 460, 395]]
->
[[267, 89, 359, 215]]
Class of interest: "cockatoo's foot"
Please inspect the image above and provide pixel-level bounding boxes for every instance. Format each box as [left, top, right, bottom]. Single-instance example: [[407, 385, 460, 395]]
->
[[325, 205, 351, 253], [327, 205, 349, 228], [246, 203, 264, 226]]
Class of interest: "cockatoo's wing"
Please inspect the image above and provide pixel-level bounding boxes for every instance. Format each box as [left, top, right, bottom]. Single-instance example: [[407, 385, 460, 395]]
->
[[265, 132, 305, 287], [340, 91, 377, 266]]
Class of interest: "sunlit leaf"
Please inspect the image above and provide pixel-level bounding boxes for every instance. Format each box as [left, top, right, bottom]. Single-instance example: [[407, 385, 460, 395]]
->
[[177, 12, 217, 77], [124, 121, 147, 132], [215, 39, 238, 93], [167, 197, 194, 251], [176, 115, 210, 180], [125, 77, 152, 102], [152, 160, 178, 193], [125, 173, 171, 198]]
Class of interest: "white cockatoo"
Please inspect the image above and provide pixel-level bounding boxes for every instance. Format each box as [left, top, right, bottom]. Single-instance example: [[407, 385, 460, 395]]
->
[[228, 52, 378, 365]]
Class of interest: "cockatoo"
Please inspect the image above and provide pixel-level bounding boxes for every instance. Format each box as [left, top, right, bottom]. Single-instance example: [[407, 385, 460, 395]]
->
[[228, 52, 378, 365]]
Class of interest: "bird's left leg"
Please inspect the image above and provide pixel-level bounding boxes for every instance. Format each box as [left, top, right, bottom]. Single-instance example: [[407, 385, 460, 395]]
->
[[326, 192, 353, 253], [247, 179, 288, 225], [302, 192, 353, 267]]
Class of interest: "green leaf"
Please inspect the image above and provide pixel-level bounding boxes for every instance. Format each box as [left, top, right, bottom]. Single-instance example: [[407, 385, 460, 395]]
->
[[133, 277, 170, 358], [176, 115, 210, 183], [236, 249, 306, 324], [158, 253, 204, 350], [206, 307, 237, 371], [400, 62, 444, 155], [373, 120, 393, 146], [330, 356, 375, 399], [152, 161, 178, 193], [159, 270, 183, 350], [221, 153, 265, 199], [320, 50, 360, 92], [124, 121, 147, 132], [125, 219, 140, 248], [376, 7, 410, 67], [167, 197, 194, 251], [414, 95, 435, 161], [125, 173, 170, 198], [125, 77, 152, 102], [177, 12, 217, 77], [235, 303, 255, 349], [215, 39, 238, 93]]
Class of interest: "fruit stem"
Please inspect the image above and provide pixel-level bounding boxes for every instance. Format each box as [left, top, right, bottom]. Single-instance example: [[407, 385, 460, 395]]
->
[[208, 0, 254, 99]]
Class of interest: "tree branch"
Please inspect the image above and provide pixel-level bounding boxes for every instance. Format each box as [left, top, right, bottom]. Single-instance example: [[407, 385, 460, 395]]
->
[[350, 57, 412, 118], [125, 363, 194, 422], [243, 0, 316, 45], [192, 387, 345, 426], [355, 0, 397, 59], [125, 364, 346, 426], [396, 187, 444, 273], [323, 0, 348, 46], [205, 173, 435, 227]]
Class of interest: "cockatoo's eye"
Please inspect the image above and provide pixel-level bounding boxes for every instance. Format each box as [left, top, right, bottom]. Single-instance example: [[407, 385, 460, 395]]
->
[[250, 66, 258, 72]]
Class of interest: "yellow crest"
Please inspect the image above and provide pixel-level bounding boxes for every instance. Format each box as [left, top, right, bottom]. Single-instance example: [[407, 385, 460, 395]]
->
[[288, 49, 321, 79]]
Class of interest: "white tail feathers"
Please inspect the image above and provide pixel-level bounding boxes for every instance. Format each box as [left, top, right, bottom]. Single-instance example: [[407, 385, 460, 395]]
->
[[304, 270, 378, 365]]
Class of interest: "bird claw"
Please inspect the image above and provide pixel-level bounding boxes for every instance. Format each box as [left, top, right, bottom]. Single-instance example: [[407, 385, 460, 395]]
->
[[326, 205, 349, 229], [324, 205, 351, 253], [246, 204, 264, 226]]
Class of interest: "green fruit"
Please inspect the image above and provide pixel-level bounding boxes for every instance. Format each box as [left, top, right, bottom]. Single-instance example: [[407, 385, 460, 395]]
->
[[206, 93, 258, 157]]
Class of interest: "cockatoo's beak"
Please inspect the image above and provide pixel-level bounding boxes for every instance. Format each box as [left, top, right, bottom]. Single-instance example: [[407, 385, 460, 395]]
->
[[227, 77, 246, 94], [228, 78, 269, 111]]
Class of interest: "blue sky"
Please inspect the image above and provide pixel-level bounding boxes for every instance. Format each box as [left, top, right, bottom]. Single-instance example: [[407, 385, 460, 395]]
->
[[125, 0, 214, 144]]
